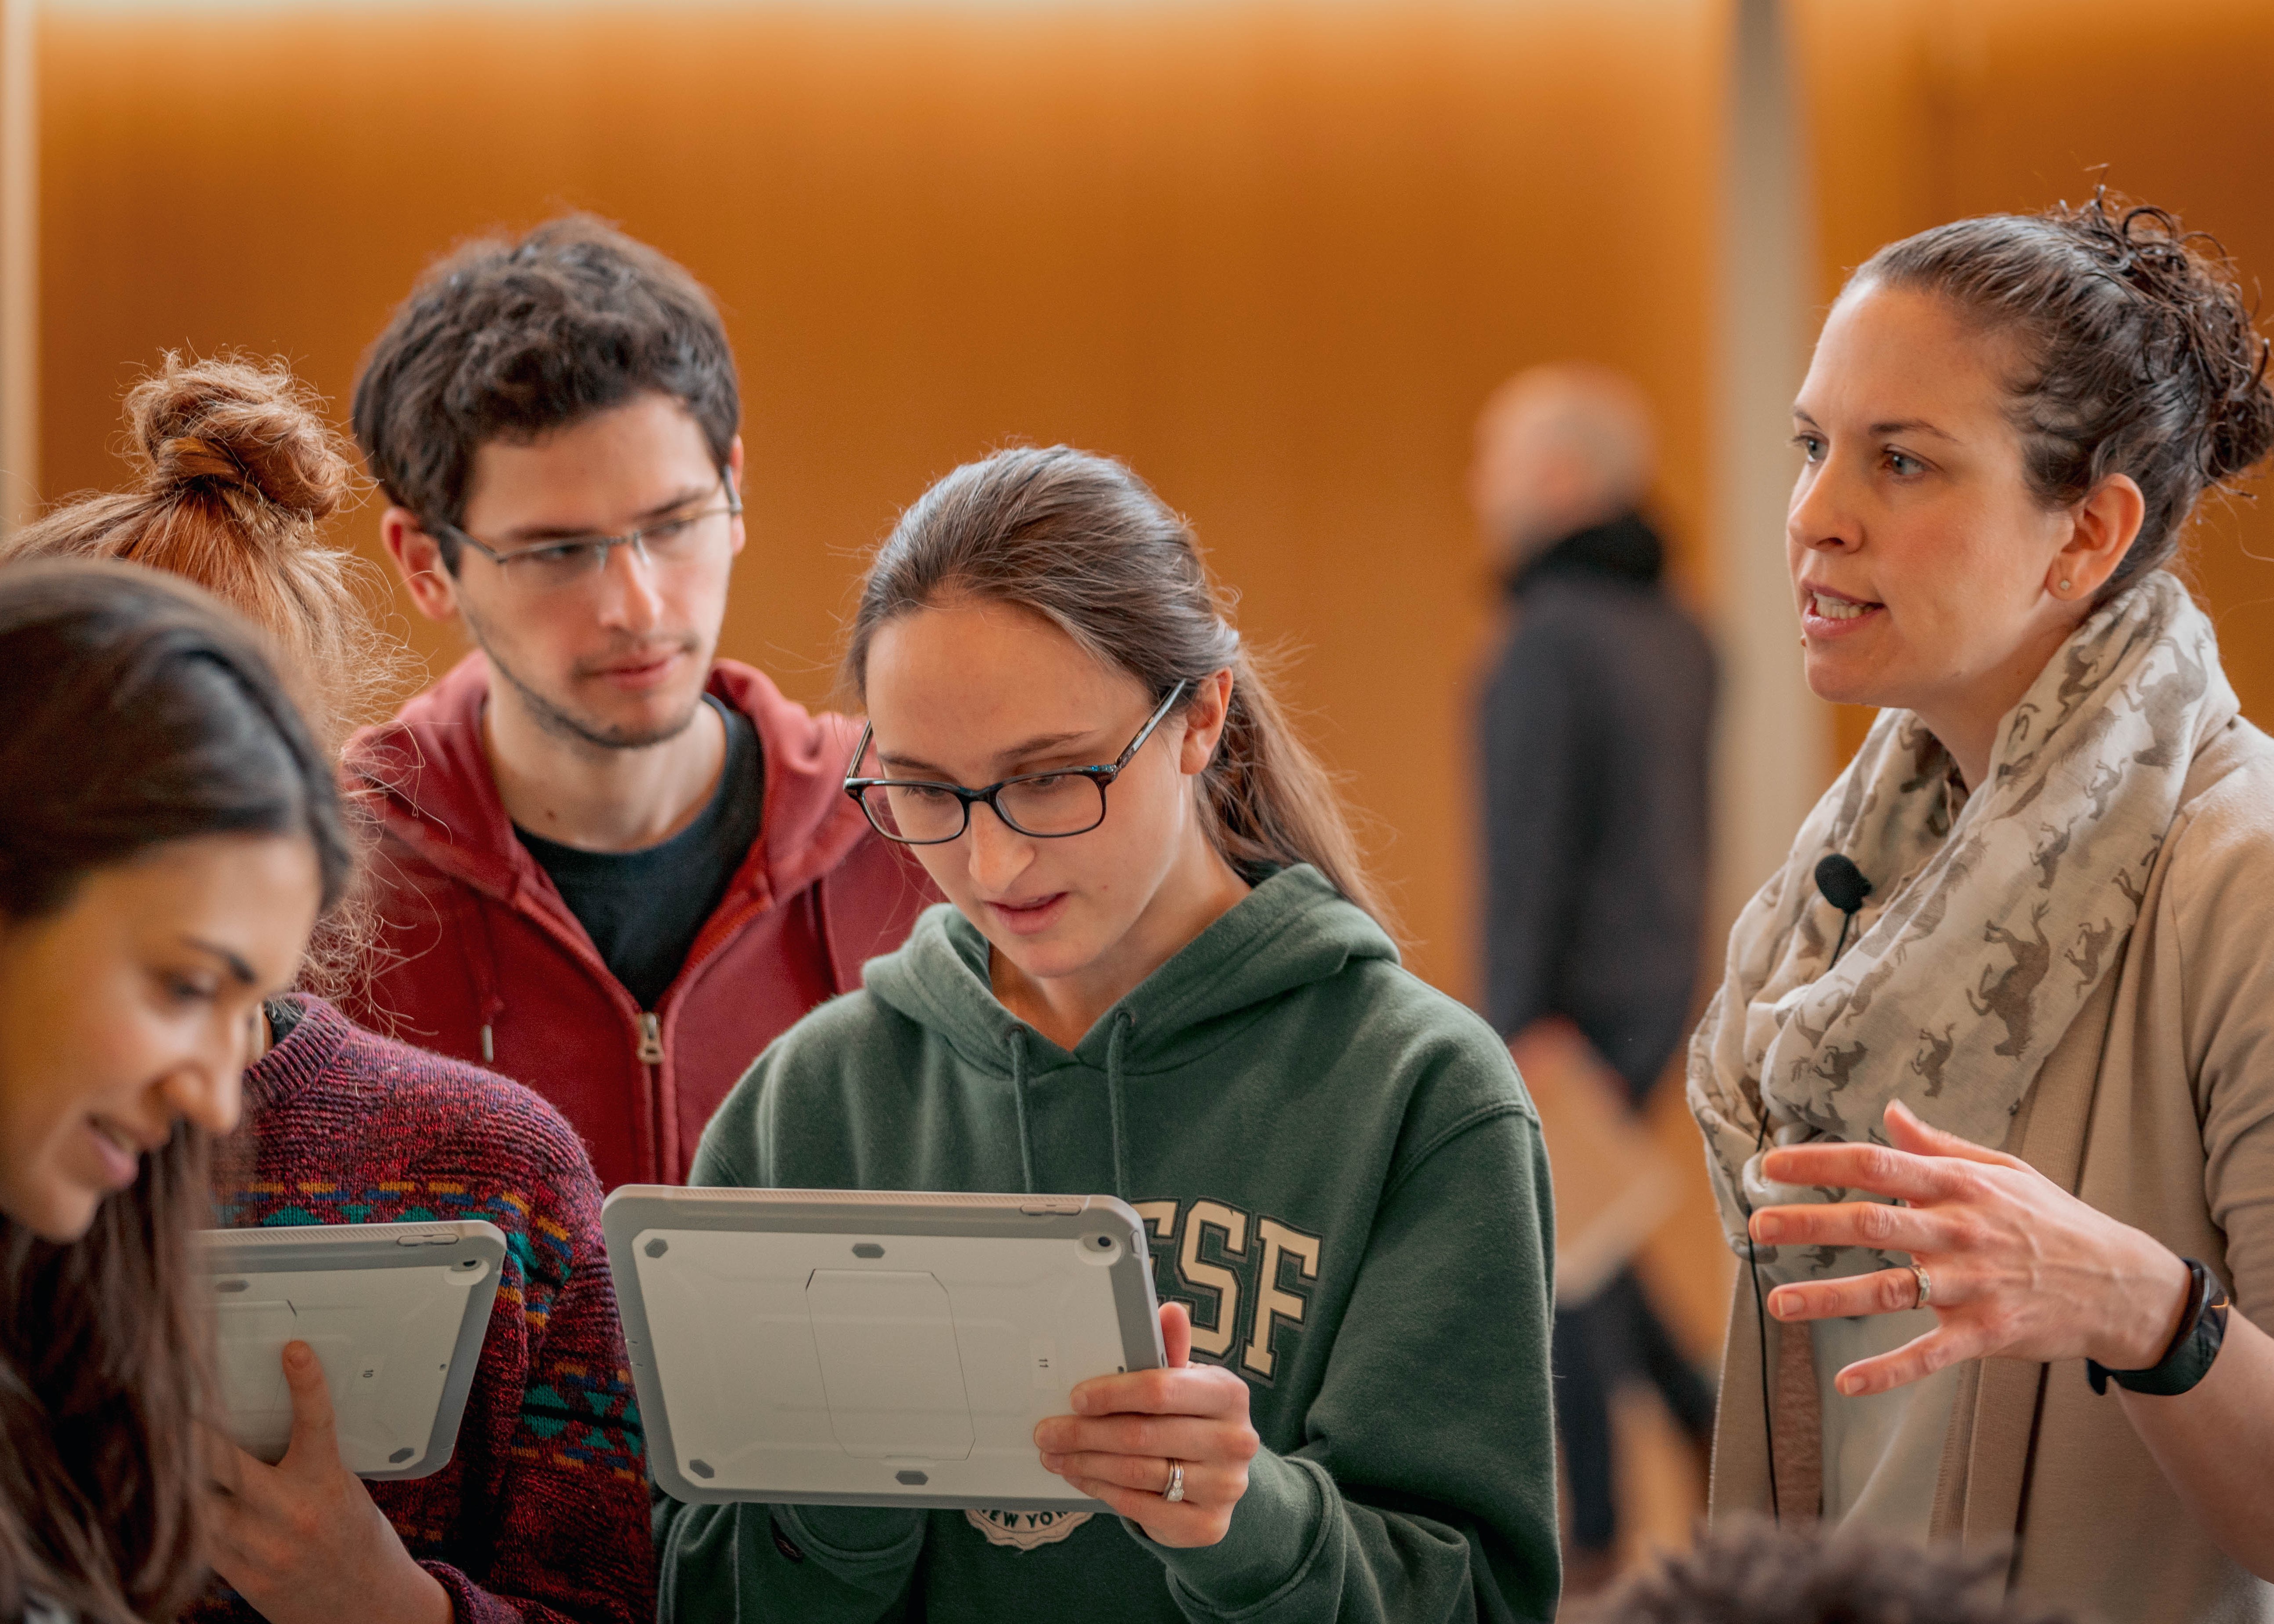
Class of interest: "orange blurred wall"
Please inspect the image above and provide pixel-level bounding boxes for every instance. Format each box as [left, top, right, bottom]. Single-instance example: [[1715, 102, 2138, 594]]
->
[[39, 0, 2274, 982], [36, 0, 1728, 999]]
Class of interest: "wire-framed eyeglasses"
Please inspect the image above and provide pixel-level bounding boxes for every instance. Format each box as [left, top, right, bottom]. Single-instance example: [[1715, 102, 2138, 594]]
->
[[844, 680, 1190, 846], [434, 474, 742, 595]]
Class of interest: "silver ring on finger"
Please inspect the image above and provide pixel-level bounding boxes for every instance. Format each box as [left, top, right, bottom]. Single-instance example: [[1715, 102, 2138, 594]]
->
[[1908, 1261, 1932, 1310], [1161, 1459, 1186, 1503]]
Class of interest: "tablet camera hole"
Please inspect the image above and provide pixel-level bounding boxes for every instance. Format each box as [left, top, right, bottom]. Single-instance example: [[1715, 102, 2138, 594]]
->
[[645, 1238, 669, 1259], [895, 1470, 928, 1486], [215, 1278, 249, 1294], [388, 1447, 416, 1464], [688, 1459, 715, 1479], [1078, 1231, 1121, 1265], [852, 1243, 885, 1259]]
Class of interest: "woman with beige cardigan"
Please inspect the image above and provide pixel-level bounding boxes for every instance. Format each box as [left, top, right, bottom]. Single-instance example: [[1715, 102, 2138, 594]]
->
[[1688, 192, 2274, 1623]]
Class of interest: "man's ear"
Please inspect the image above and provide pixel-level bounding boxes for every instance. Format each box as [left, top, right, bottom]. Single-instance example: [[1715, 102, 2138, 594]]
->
[[1177, 668, 1237, 775], [2052, 473, 2146, 602], [380, 507, 462, 624], [725, 435, 748, 560]]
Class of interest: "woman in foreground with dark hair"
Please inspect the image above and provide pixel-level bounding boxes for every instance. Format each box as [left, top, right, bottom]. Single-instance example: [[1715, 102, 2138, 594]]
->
[[0, 560, 349, 1624], [1689, 192, 2274, 1618], [2, 352, 655, 1624]]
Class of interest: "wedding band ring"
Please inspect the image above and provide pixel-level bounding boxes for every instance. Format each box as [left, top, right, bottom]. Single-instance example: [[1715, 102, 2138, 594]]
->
[[1909, 1262, 1933, 1309], [1162, 1459, 1186, 1503]]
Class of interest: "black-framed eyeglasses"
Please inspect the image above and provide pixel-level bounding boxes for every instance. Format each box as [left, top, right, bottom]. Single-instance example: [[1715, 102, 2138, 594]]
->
[[434, 474, 742, 595], [844, 680, 1190, 846]]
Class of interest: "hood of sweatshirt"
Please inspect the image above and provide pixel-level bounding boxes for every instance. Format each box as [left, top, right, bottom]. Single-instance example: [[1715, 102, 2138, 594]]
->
[[343, 651, 874, 923], [861, 865, 1398, 1194]]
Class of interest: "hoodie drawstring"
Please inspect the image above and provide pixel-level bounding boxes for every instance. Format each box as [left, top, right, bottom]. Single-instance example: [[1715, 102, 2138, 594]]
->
[[450, 886, 506, 1065], [1008, 1029, 1038, 1195], [1105, 1011, 1134, 1202], [1007, 1014, 1134, 1198]]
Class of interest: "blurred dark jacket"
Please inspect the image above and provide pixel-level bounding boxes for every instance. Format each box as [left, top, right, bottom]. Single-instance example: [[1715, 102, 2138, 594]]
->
[[1477, 510, 1716, 1097]]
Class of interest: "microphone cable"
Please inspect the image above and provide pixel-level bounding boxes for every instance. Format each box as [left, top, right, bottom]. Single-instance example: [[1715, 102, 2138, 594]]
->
[[1747, 850, 1874, 1522]]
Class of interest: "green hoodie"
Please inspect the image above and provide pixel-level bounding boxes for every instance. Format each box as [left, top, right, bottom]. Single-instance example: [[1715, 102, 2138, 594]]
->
[[657, 866, 1557, 1623]]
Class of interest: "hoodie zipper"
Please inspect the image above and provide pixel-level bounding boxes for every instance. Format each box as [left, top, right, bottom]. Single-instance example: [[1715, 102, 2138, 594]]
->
[[637, 1012, 665, 1065]]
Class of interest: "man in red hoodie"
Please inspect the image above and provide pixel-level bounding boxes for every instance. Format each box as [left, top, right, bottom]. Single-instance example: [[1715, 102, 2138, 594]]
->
[[345, 216, 928, 1189]]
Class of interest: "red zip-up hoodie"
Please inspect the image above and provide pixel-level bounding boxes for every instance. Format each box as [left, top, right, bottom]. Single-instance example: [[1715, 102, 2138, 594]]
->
[[342, 652, 932, 1190]]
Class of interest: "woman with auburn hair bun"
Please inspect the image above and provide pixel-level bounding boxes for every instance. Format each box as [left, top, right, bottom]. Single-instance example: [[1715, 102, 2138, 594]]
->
[[1688, 191, 2274, 1619], [0, 561, 346, 1624], [2, 354, 657, 1624], [20, 351, 395, 758]]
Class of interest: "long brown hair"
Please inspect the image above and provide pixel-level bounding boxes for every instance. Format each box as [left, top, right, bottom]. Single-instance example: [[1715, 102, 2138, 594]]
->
[[844, 445, 1396, 934], [0, 562, 352, 1624], [0, 352, 411, 999]]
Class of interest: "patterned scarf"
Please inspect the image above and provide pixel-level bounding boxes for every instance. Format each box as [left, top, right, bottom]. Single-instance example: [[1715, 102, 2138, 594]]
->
[[1688, 572, 2234, 1284]]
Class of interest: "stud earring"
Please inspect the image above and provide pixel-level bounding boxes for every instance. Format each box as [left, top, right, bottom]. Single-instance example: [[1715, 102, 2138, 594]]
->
[[2059, 579, 2072, 592]]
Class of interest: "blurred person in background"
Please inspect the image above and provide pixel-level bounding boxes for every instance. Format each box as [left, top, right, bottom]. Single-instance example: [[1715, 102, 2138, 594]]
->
[[1691, 194, 2274, 1619], [1, 355, 654, 1624], [1469, 364, 1718, 1586], [0, 562, 344, 1624], [1577, 1517, 2077, 1624], [348, 217, 929, 1191]]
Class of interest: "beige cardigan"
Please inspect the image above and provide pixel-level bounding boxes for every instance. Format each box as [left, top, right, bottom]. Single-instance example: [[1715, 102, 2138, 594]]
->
[[1708, 703, 2274, 1624]]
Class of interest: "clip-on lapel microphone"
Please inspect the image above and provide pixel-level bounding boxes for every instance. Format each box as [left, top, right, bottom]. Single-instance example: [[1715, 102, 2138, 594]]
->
[[1813, 854, 1874, 970]]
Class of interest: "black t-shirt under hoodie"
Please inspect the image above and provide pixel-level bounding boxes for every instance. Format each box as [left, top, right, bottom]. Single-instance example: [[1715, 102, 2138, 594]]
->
[[516, 696, 765, 1010]]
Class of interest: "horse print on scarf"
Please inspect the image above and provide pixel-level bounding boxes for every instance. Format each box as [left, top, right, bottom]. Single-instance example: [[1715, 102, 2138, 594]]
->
[[1688, 571, 2234, 1286]]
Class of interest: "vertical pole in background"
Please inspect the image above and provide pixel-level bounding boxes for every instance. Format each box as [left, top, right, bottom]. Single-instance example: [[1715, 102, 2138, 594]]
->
[[0, 0, 34, 538], [1710, 0, 1826, 930]]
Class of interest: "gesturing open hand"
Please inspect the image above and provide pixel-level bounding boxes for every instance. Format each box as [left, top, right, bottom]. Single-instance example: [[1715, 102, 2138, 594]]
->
[[1750, 1100, 2194, 1397]]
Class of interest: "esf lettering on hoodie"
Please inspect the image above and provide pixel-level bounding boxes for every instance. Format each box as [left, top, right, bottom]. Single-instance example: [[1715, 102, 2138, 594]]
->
[[1132, 1200, 1324, 1382]]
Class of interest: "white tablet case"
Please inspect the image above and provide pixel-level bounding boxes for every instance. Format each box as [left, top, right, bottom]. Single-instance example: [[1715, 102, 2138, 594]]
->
[[604, 1188, 1164, 1509], [200, 1220, 506, 1480]]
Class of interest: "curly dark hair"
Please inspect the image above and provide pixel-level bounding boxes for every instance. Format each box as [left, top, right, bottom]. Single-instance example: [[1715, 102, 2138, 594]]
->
[[349, 214, 739, 568], [1581, 1518, 2079, 1624], [1856, 189, 2274, 603]]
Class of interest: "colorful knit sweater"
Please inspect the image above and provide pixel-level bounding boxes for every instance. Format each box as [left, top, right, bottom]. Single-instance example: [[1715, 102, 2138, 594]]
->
[[186, 997, 655, 1624]]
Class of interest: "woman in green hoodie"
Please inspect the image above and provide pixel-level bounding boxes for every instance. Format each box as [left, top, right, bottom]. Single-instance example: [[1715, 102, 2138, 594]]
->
[[658, 447, 1558, 1624]]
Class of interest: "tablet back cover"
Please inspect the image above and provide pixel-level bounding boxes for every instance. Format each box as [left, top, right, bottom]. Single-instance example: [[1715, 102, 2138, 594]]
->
[[202, 1220, 506, 1480], [604, 1189, 1162, 1510]]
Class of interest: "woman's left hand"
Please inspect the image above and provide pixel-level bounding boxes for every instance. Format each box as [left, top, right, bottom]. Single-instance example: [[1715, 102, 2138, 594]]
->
[[1751, 1100, 2194, 1397], [1033, 1301, 1260, 1546], [206, 1341, 454, 1624]]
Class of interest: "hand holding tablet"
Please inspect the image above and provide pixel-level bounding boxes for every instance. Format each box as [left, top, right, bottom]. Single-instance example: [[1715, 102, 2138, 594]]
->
[[1033, 1300, 1260, 1546], [205, 1341, 454, 1624]]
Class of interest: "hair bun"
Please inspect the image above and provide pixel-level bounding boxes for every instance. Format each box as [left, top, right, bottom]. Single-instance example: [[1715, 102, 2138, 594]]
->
[[2075, 198, 2274, 485], [2204, 351, 2274, 483], [127, 353, 353, 528]]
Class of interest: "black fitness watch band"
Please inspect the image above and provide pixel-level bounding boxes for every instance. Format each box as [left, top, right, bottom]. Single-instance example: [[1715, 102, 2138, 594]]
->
[[2088, 1257, 2230, 1397]]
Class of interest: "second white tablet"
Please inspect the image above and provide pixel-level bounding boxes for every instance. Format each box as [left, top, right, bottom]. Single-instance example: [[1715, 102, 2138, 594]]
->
[[202, 1220, 506, 1481]]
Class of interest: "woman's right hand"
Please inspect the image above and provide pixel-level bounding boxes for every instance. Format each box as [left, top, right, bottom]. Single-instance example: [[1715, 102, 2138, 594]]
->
[[1752, 1100, 2193, 1394], [1032, 1302, 1260, 1546]]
